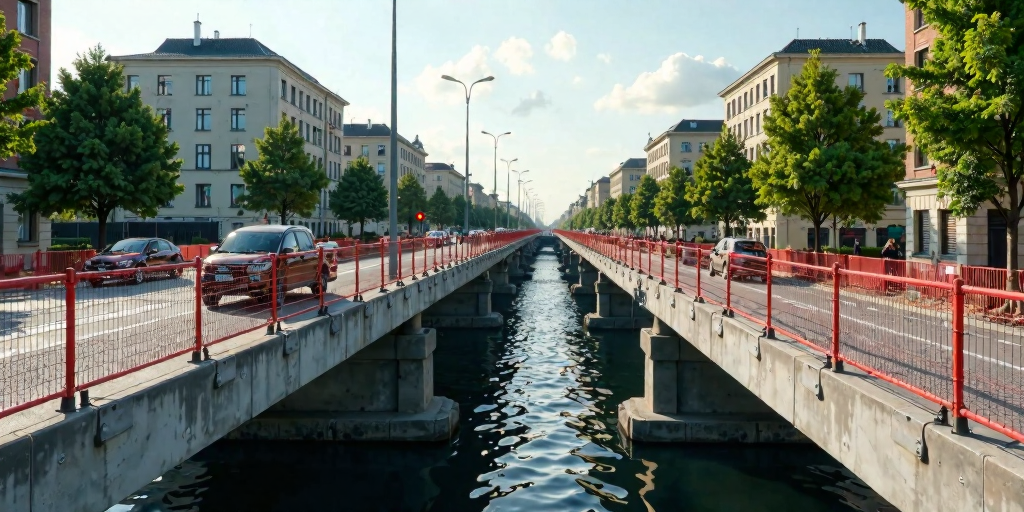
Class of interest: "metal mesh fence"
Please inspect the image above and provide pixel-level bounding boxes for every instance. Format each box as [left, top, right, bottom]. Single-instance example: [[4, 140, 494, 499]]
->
[[0, 276, 67, 415], [962, 289, 1024, 436], [201, 257, 274, 345], [755, 260, 832, 353]]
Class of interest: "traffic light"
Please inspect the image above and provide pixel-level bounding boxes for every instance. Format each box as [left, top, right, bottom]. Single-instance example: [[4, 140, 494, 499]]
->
[[415, 211, 425, 222]]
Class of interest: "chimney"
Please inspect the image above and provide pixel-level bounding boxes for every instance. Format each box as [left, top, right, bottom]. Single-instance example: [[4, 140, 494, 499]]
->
[[193, 18, 202, 46], [857, 22, 866, 45], [214, 30, 220, 39], [367, 119, 372, 130]]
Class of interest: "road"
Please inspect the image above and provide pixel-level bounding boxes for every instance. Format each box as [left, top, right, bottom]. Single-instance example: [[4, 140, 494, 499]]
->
[[621, 248, 1023, 434], [0, 241, 464, 412]]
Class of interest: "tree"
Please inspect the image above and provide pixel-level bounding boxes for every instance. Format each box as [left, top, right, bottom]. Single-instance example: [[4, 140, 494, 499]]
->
[[686, 126, 765, 238], [750, 50, 905, 252], [887, 2, 1024, 297], [601, 197, 617, 231], [426, 186, 453, 228], [655, 167, 698, 239], [397, 173, 427, 232], [451, 195, 467, 230], [328, 156, 387, 236], [630, 175, 660, 235], [10, 46, 181, 248], [237, 114, 328, 225], [613, 192, 634, 233]]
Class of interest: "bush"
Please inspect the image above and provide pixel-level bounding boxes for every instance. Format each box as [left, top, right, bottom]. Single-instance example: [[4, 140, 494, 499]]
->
[[330, 232, 348, 239], [190, 236, 210, 245], [822, 246, 883, 258], [48, 244, 91, 251], [51, 237, 92, 249]]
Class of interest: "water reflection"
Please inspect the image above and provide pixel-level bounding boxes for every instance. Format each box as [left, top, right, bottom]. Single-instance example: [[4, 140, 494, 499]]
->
[[113, 247, 892, 512]]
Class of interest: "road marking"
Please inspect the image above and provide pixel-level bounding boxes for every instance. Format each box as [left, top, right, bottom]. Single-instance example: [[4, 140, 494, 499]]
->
[[0, 303, 172, 343], [997, 339, 1022, 347], [867, 307, 878, 312]]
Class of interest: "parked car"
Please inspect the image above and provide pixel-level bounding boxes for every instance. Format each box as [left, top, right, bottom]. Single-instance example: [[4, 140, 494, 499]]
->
[[426, 230, 450, 247], [83, 237, 184, 286], [708, 238, 768, 281], [200, 225, 334, 307]]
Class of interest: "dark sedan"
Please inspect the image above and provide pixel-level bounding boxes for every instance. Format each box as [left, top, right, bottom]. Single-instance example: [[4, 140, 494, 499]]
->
[[83, 237, 184, 286]]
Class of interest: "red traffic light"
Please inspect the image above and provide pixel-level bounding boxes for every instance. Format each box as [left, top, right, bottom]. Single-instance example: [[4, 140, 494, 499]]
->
[[415, 211, 425, 221]]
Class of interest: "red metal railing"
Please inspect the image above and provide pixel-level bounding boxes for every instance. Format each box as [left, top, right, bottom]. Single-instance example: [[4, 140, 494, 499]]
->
[[556, 230, 1024, 444], [0, 230, 537, 420]]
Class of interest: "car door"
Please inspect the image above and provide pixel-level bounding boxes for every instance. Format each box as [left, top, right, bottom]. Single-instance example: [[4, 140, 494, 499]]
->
[[295, 230, 318, 287], [712, 240, 726, 268], [143, 241, 167, 266], [159, 240, 180, 262], [279, 231, 302, 290]]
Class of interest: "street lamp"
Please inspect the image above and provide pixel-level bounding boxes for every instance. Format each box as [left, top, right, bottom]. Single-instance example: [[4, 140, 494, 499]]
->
[[500, 157, 517, 229], [387, 0, 400, 278], [516, 179, 532, 229], [509, 169, 528, 228], [482, 130, 511, 230], [442, 74, 494, 234]]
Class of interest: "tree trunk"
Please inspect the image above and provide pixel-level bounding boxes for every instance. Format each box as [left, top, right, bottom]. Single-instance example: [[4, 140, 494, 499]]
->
[[812, 218, 823, 253], [999, 210, 1022, 314], [97, 211, 109, 249]]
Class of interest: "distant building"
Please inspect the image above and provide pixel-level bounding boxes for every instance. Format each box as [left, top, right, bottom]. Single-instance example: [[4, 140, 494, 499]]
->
[[609, 158, 646, 198], [342, 124, 427, 191], [644, 119, 724, 182], [587, 177, 611, 208], [424, 162, 466, 199], [468, 182, 494, 209]]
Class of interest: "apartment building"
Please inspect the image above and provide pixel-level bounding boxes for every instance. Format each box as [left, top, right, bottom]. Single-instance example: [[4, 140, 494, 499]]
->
[[110, 21, 349, 238], [720, 23, 907, 249], [0, 0, 50, 256], [644, 119, 723, 182], [424, 162, 466, 199], [341, 123, 427, 193], [468, 182, 495, 209], [587, 177, 610, 208], [609, 158, 646, 198]]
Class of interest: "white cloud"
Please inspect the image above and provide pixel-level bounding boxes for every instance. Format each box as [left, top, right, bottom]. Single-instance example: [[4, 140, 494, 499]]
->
[[545, 31, 577, 61], [494, 37, 534, 75], [511, 90, 552, 117], [414, 45, 495, 106], [572, 76, 584, 86], [597, 53, 612, 64], [594, 53, 741, 114]]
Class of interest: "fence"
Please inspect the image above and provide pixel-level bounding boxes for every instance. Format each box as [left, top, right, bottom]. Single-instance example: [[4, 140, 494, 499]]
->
[[0, 230, 537, 420], [556, 230, 1024, 445]]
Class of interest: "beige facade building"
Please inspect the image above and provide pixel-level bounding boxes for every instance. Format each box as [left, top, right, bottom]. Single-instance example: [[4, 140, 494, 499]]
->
[[468, 182, 494, 209], [424, 162, 466, 199], [110, 22, 349, 238], [644, 119, 723, 182], [341, 123, 427, 191], [720, 25, 907, 249], [609, 158, 646, 198], [587, 176, 610, 208]]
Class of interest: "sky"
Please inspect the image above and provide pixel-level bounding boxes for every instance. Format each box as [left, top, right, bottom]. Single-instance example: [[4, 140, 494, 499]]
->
[[51, 0, 906, 225]]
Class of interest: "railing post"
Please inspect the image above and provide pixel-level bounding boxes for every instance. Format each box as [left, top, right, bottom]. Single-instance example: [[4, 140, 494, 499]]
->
[[830, 262, 843, 372], [765, 253, 774, 338], [396, 240, 405, 287], [353, 242, 361, 301], [658, 240, 666, 284], [646, 240, 652, 278], [674, 242, 681, 292], [422, 237, 429, 277], [448, 237, 453, 267], [433, 239, 439, 272], [378, 238, 386, 292], [192, 256, 203, 362], [318, 246, 328, 312], [60, 267, 77, 413], [411, 239, 418, 281], [725, 253, 733, 316], [269, 253, 280, 334], [696, 248, 703, 302], [952, 278, 968, 433]]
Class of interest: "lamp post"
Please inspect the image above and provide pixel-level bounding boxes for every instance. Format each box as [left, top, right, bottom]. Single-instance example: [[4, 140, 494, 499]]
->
[[387, 0, 399, 278], [509, 169, 528, 228], [482, 130, 510, 230], [441, 74, 494, 234], [517, 179, 532, 229], [499, 157, 517, 229]]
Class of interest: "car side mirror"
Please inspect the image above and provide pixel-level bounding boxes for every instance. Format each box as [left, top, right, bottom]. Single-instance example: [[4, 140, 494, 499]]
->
[[148, 248, 159, 255], [210, 246, 218, 253], [281, 247, 294, 255]]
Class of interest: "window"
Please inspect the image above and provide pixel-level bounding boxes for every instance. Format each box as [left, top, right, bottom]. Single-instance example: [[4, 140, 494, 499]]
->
[[680, 142, 692, 152], [196, 184, 212, 208], [940, 210, 956, 256], [281, 79, 287, 98], [305, 123, 310, 141], [756, 113, 761, 133], [230, 184, 245, 207], [17, 64, 35, 94], [231, 144, 245, 170], [915, 147, 930, 168], [848, 73, 864, 92], [838, 227, 867, 248], [126, 75, 140, 91], [770, 75, 775, 95], [306, 95, 311, 112], [885, 110, 899, 128], [361, 145, 369, 157], [629, 186, 636, 193], [915, 47, 930, 68], [890, 186, 906, 207], [16, 210, 35, 242], [344, 145, 351, 156], [807, 228, 830, 250], [157, 75, 172, 96], [157, 108, 172, 130], [681, 160, 693, 175], [377, 144, 386, 156], [290, 86, 296, 105], [886, 138, 900, 150], [196, 144, 211, 169], [298, 120, 304, 138], [195, 108, 211, 131], [755, 83, 760, 102], [195, 75, 211, 96], [377, 162, 386, 175], [231, 75, 246, 95], [299, 90, 304, 110], [17, 1, 35, 36], [886, 77, 900, 93], [231, 108, 245, 130], [727, 103, 731, 119], [762, 78, 768, 98], [915, 210, 931, 253], [914, 8, 926, 29]]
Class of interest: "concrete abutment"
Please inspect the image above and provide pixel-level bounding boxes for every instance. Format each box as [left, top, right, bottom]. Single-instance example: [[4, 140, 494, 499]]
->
[[422, 274, 503, 328], [583, 272, 653, 330]]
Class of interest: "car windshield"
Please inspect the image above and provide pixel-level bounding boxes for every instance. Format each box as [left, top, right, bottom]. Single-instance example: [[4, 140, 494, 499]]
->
[[217, 231, 282, 254], [734, 241, 767, 257], [103, 240, 148, 254]]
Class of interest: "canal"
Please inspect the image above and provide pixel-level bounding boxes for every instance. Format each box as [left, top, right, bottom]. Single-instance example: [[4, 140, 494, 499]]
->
[[110, 247, 893, 512]]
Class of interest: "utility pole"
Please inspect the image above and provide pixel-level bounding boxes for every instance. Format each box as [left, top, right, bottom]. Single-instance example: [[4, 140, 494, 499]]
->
[[387, 0, 399, 278], [482, 130, 510, 230], [442, 75, 494, 234]]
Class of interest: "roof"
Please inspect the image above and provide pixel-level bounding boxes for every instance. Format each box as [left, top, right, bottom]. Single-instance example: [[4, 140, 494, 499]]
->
[[342, 124, 425, 154], [668, 119, 724, 133], [777, 38, 902, 55], [425, 163, 454, 171], [621, 158, 647, 169], [596, 176, 610, 184]]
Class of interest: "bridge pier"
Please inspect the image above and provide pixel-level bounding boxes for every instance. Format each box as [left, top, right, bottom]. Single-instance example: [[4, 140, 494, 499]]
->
[[230, 315, 458, 442], [488, 259, 518, 295], [569, 259, 598, 295], [508, 251, 529, 281], [560, 251, 580, 281], [421, 274, 503, 328], [583, 272, 653, 329], [618, 318, 803, 443]]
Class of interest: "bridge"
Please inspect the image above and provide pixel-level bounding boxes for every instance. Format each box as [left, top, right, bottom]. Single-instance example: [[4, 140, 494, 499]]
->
[[555, 231, 1024, 512], [0, 231, 548, 512]]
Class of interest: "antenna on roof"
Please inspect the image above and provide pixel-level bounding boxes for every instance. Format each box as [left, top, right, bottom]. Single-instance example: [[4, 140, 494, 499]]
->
[[796, 27, 799, 38], [850, 25, 853, 40], [249, 24, 252, 37]]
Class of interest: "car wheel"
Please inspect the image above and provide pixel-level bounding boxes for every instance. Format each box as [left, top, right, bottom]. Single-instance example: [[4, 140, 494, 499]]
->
[[202, 293, 220, 307], [88, 279, 102, 288], [708, 264, 716, 277], [172, 257, 184, 277], [721, 262, 728, 279], [133, 265, 146, 285], [311, 266, 329, 295]]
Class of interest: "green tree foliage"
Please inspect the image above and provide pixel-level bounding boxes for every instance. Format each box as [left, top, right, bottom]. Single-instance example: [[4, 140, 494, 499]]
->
[[750, 50, 905, 252], [237, 114, 328, 225], [686, 126, 765, 237], [630, 175, 660, 235], [426, 186, 453, 228], [397, 173, 427, 231], [887, 1, 1024, 293], [613, 192, 634, 232], [654, 166, 697, 238], [0, 11, 43, 157], [600, 197, 617, 231], [10, 46, 181, 248], [451, 194, 467, 229], [328, 156, 387, 236]]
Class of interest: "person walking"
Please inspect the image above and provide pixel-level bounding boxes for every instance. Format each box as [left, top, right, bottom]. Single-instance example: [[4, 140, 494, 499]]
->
[[853, 239, 862, 256], [881, 238, 902, 294]]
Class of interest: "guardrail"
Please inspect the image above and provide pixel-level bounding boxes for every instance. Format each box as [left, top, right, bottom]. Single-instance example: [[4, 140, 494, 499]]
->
[[0, 230, 537, 420], [555, 230, 1024, 445]]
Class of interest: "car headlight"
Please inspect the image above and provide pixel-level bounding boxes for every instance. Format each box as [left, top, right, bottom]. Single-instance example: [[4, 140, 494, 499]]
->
[[248, 261, 272, 272], [117, 260, 133, 268]]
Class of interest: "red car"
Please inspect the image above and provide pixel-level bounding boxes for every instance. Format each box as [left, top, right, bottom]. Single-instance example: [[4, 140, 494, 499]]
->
[[83, 237, 184, 286], [708, 238, 768, 281]]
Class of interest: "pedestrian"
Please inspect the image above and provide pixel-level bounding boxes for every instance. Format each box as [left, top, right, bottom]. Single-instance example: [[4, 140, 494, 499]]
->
[[853, 239, 862, 256], [881, 238, 901, 294]]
